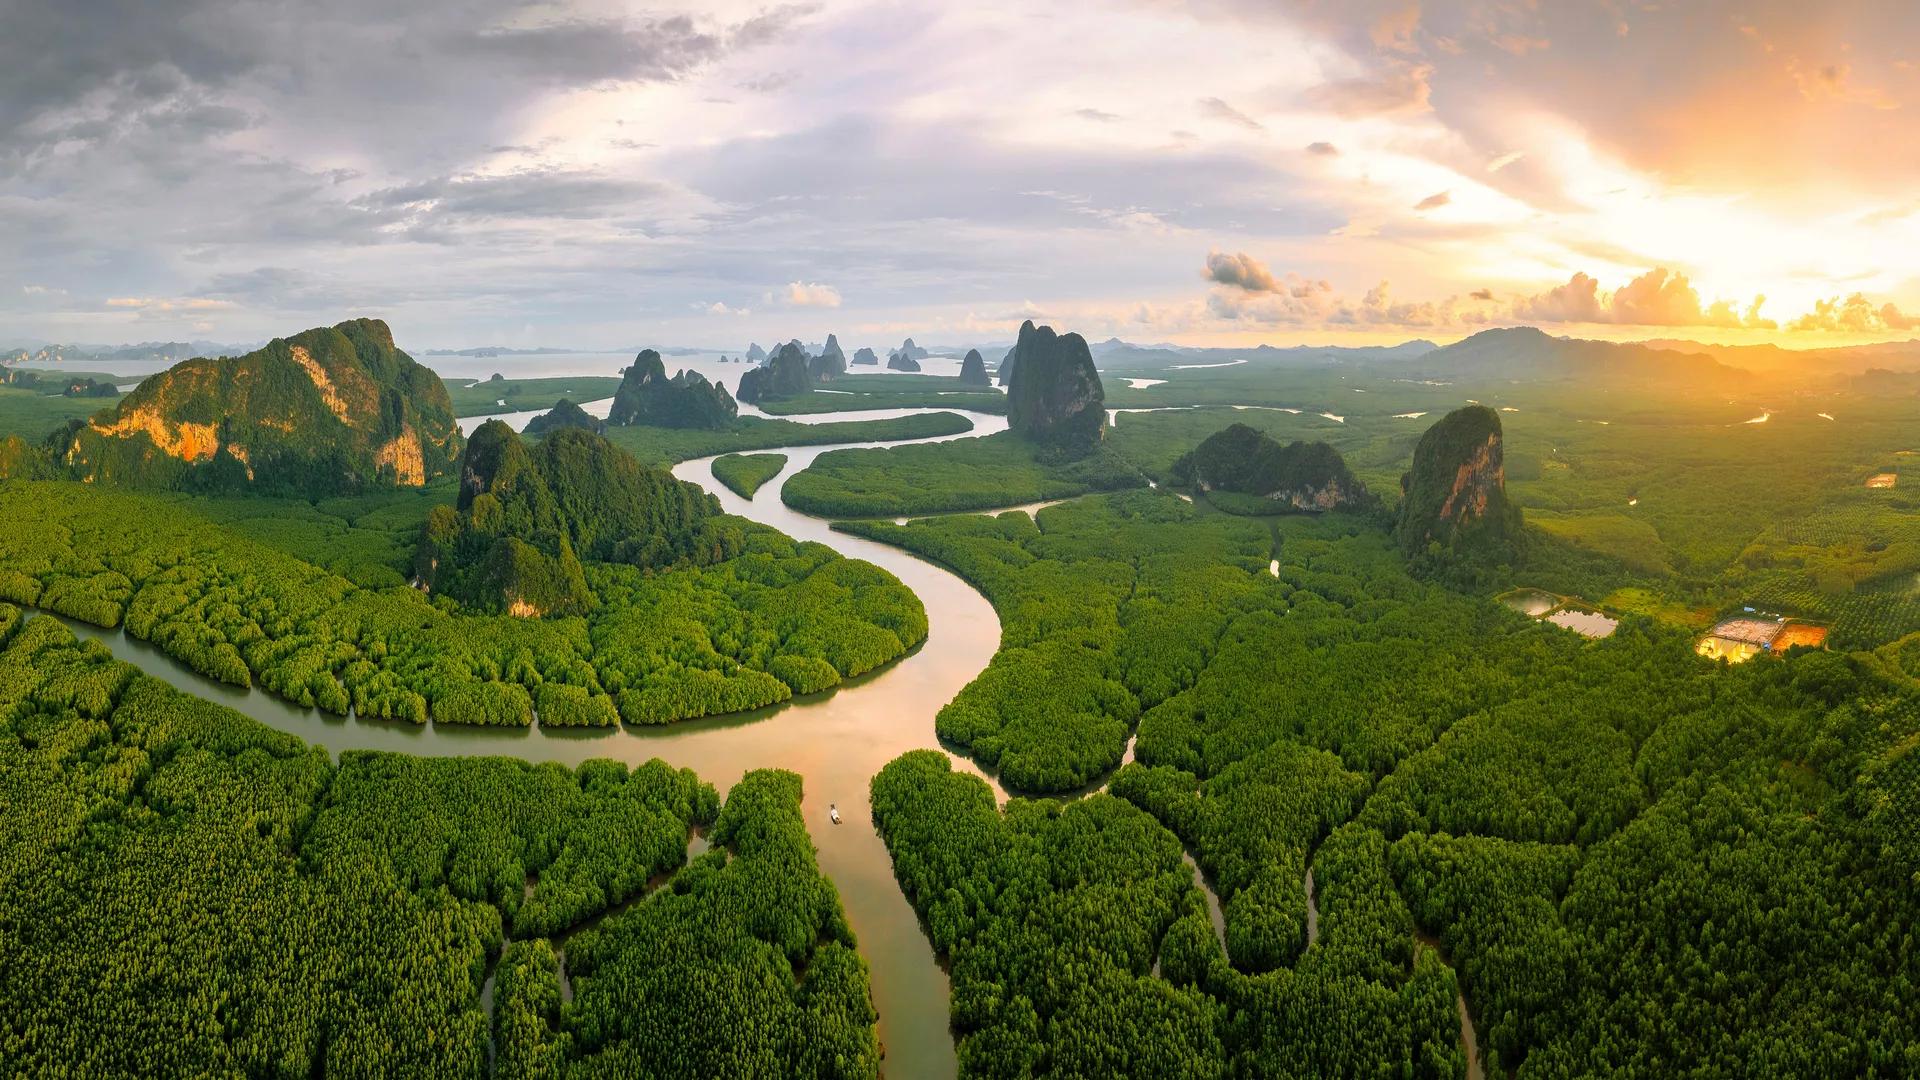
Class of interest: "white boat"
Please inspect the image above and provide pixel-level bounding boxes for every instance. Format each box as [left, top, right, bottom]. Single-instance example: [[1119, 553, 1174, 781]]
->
[[828, 804, 842, 825]]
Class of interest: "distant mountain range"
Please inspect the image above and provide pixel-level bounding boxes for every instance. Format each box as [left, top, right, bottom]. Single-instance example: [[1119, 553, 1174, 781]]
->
[[1, 340, 252, 368], [419, 346, 577, 357]]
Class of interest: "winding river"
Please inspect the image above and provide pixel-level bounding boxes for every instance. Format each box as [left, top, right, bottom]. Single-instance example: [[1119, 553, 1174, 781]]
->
[[44, 394, 1433, 1075], [57, 404, 1017, 1078]]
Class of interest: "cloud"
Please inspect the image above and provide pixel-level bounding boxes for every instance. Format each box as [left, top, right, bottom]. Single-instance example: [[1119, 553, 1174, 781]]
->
[[1513, 272, 1606, 323], [353, 169, 675, 225], [1198, 97, 1264, 130], [1203, 250, 1282, 293], [104, 296, 236, 319], [1369, 5, 1421, 54], [705, 301, 749, 316], [1486, 150, 1524, 172], [1303, 62, 1432, 117], [447, 18, 723, 85], [1413, 190, 1451, 211], [1469, 288, 1495, 301], [1512, 268, 1775, 328], [1074, 107, 1122, 123], [1305, 141, 1340, 156], [780, 281, 841, 308], [1206, 276, 1336, 324], [1789, 294, 1920, 333]]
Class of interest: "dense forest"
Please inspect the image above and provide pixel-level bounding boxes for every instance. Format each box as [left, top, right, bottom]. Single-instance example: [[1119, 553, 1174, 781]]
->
[[859, 495, 1920, 1076], [0, 605, 877, 1076], [785, 431, 1144, 517], [9, 321, 1920, 1077], [0, 479, 926, 726], [751, 374, 1007, 416], [417, 421, 737, 616], [711, 452, 788, 498], [599, 411, 973, 468]]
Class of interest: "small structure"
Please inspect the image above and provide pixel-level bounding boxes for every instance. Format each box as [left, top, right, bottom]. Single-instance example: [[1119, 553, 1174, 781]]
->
[[1867, 473, 1898, 489], [1697, 615, 1827, 663]]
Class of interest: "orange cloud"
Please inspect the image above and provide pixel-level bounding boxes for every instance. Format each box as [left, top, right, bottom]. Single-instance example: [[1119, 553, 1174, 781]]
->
[[1204, 250, 1284, 292], [1789, 294, 1920, 333], [1512, 269, 1774, 329]]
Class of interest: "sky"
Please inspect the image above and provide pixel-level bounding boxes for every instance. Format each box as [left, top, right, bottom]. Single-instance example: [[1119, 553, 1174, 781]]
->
[[3, 0, 1919, 351]]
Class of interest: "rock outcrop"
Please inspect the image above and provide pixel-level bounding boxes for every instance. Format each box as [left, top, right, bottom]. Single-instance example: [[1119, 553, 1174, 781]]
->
[[745, 342, 768, 364], [996, 345, 1018, 386], [810, 334, 847, 381], [1395, 405, 1521, 562], [958, 348, 991, 386], [1173, 424, 1373, 511], [894, 337, 929, 362], [417, 421, 735, 617], [1005, 320, 1104, 448], [524, 397, 604, 436], [62, 317, 460, 494], [606, 349, 737, 429], [851, 347, 880, 366], [886, 350, 922, 372], [737, 342, 814, 403]]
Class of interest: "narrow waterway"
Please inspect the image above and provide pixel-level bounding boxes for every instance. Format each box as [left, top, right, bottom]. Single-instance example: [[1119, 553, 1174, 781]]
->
[[54, 405, 1019, 1079]]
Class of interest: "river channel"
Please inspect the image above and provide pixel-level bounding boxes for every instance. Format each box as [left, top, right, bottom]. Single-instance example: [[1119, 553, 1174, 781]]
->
[[55, 403, 1017, 1078]]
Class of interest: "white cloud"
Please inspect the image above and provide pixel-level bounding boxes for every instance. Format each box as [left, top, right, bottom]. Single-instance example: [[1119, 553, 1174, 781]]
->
[[780, 281, 842, 309]]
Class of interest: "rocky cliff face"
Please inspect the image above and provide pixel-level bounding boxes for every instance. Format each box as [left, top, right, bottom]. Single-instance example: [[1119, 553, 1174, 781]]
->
[[607, 349, 737, 429], [958, 348, 991, 386], [745, 342, 768, 364], [63, 317, 459, 494], [851, 347, 879, 366], [1173, 424, 1373, 511], [737, 342, 814, 402], [810, 334, 847, 381], [996, 345, 1018, 386], [1395, 405, 1521, 562], [1005, 320, 1104, 448]]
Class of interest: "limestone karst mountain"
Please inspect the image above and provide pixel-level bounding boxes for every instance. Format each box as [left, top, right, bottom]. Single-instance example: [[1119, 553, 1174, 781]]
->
[[61, 317, 460, 494], [607, 349, 737, 429], [1173, 424, 1373, 511], [958, 348, 991, 386], [1004, 320, 1104, 448], [1395, 404, 1522, 563], [737, 342, 815, 402]]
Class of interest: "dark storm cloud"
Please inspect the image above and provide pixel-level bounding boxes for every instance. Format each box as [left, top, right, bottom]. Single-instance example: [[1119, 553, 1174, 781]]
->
[[0, 0, 261, 143]]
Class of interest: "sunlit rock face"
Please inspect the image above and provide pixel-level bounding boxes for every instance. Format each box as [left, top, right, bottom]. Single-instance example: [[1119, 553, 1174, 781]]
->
[[64, 317, 459, 494], [1395, 404, 1521, 561]]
